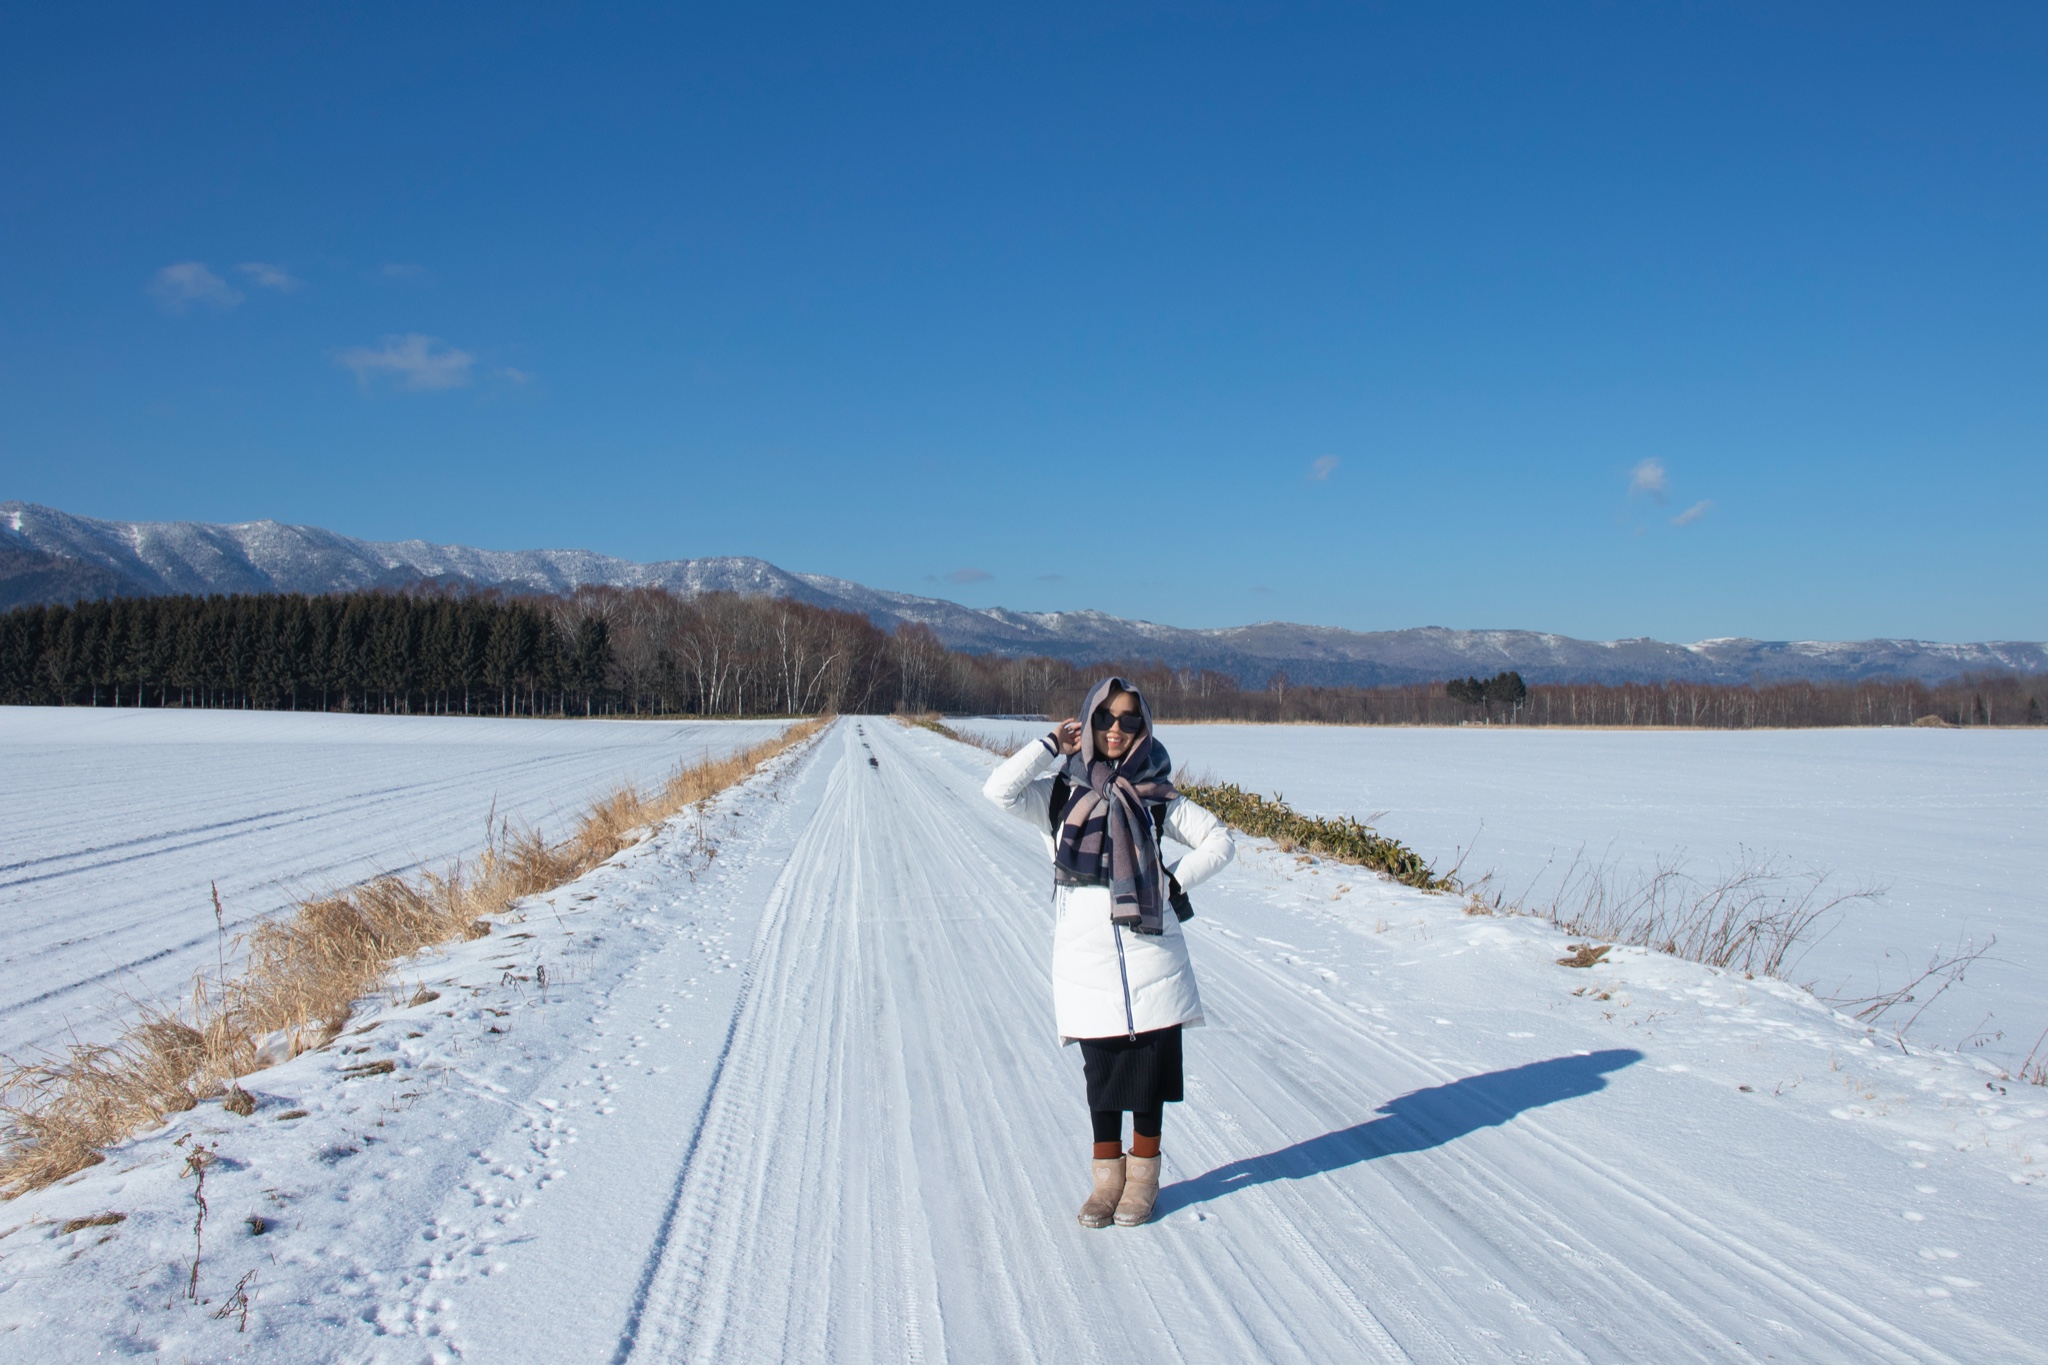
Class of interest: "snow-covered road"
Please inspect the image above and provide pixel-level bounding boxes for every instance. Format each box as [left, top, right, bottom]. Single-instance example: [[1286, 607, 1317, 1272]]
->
[[469, 721, 2046, 1364], [6, 718, 2041, 1362]]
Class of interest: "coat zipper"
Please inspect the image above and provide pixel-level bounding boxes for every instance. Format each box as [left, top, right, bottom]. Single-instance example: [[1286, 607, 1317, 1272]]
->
[[1112, 924, 1138, 1040]]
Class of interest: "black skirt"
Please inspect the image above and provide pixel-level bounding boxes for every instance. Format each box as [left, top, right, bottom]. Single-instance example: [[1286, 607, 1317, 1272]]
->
[[1078, 1025, 1184, 1111]]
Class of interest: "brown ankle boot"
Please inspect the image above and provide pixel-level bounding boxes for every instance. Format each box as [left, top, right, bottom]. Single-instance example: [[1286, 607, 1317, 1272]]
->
[[1079, 1156, 1126, 1228], [1114, 1153, 1161, 1226]]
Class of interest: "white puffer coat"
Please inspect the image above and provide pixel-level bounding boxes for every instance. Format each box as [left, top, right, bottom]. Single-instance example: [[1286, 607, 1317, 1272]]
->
[[984, 737, 1234, 1042]]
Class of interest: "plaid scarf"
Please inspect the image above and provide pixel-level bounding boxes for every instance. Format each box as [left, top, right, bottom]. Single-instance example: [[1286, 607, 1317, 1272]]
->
[[1052, 677, 1179, 935]]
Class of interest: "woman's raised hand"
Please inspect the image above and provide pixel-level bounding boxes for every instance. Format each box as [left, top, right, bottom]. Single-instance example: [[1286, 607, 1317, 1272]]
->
[[1052, 717, 1084, 755]]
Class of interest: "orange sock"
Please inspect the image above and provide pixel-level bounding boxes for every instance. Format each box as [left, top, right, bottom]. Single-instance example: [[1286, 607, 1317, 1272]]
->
[[1129, 1134, 1160, 1159], [1093, 1140, 1123, 1160]]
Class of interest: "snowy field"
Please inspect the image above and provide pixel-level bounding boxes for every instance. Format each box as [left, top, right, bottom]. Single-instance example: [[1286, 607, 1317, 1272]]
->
[[954, 721, 2048, 1070], [0, 708, 792, 1062], [0, 719, 2042, 1361]]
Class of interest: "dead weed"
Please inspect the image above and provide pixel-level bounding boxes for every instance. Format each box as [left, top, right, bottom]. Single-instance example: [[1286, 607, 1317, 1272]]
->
[[0, 717, 827, 1195]]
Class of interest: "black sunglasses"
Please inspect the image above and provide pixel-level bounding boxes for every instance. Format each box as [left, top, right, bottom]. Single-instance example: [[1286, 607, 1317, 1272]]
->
[[1090, 708, 1145, 735]]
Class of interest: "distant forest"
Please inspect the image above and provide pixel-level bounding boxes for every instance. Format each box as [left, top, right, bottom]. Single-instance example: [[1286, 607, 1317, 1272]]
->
[[0, 588, 2041, 728]]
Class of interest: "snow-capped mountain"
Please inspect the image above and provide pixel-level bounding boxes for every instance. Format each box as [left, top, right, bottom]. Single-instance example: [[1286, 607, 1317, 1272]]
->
[[5, 501, 2044, 685]]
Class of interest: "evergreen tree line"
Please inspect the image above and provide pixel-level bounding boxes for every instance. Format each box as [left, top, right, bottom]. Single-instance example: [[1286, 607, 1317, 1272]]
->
[[0, 593, 612, 715], [2, 589, 2042, 727]]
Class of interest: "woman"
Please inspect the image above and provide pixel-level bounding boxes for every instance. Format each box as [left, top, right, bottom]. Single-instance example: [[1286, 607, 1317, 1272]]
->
[[983, 677, 1234, 1227]]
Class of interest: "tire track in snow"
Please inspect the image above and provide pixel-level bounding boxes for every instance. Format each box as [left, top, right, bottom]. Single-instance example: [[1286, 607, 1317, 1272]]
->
[[610, 720, 2006, 1364], [606, 873, 786, 1363], [1188, 956, 1767, 1359], [1186, 922, 1974, 1362], [619, 722, 1422, 1363], [620, 722, 947, 1362]]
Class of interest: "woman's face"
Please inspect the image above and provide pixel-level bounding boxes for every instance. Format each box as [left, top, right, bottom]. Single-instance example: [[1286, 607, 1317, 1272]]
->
[[1092, 689, 1145, 761]]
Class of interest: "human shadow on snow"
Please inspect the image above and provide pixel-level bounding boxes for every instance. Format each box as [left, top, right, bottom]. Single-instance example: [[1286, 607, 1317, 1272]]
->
[[1154, 1048, 1643, 1218]]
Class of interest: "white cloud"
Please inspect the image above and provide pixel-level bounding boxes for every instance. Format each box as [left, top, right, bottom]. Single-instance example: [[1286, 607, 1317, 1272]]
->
[[235, 262, 301, 291], [1628, 458, 1668, 499], [336, 334, 476, 392], [1671, 499, 1715, 527], [148, 262, 242, 312], [945, 567, 993, 584], [380, 263, 430, 283], [1309, 455, 1340, 481], [499, 367, 535, 386]]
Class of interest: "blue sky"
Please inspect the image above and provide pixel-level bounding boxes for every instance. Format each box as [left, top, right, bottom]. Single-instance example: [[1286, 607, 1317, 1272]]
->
[[2, 2, 2043, 643]]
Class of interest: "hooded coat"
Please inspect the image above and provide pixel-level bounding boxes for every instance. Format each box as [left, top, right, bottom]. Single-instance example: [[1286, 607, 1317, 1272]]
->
[[983, 713, 1234, 1042]]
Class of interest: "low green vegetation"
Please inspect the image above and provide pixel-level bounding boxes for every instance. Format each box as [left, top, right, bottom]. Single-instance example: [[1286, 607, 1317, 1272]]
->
[[1175, 778, 1453, 892]]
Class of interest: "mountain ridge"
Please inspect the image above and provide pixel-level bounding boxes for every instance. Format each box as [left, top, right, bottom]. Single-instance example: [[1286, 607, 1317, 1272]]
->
[[6, 501, 2043, 687]]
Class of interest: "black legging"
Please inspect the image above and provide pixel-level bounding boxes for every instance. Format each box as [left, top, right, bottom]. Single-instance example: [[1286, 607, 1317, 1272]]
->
[[1092, 1108, 1162, 1144]]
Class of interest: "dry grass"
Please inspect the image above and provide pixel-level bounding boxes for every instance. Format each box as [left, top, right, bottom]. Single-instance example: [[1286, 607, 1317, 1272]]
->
[[0, 717, 828, 1196], [1503, 847, 1879, 980], [1828, 935, 1998, 1052], [2018, 1027, 2048, 1087], [61, 1211, 125, 1234]]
